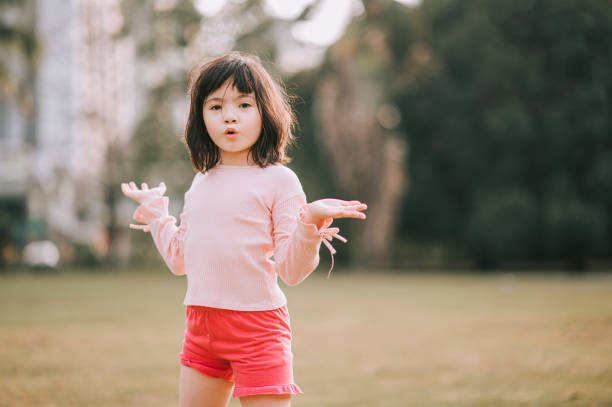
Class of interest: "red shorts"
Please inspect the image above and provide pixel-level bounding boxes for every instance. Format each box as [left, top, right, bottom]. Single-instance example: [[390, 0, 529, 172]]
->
[[178, 305, 302, 398]]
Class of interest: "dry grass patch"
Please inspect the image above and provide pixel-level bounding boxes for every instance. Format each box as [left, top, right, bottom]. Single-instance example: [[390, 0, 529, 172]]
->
[[1, 269, 611, 407]]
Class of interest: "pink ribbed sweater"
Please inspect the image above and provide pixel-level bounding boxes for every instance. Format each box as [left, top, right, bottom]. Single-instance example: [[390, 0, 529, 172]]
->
[[131, 163, 345, 311]]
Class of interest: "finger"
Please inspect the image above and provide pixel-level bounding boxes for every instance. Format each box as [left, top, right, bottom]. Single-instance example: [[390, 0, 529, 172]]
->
[[141, 182, 149, 190], [334, 208, 367, 218], [130, 224, 150, 232], [340, 212, 367, 219], [345, 201, 366, 208], [129, 181, 137, 190], [343, 203, 368, 211], [121, 183, 132, 195]]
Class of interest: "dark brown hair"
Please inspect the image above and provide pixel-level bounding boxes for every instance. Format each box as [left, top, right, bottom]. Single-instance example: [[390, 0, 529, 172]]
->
[[184, 52, 296, 172]]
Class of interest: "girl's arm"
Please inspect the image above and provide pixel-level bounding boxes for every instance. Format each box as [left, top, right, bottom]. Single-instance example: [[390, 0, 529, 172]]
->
[[272, 195, 367, 286], [121, 182, 187, 276]]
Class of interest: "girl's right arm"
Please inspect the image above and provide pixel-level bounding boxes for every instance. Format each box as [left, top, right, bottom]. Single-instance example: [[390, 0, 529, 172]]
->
[[121, 182, 187, 276]]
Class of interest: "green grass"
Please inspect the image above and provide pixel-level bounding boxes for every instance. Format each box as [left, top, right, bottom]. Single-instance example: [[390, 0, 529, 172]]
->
[[1, 268, 611, 406]]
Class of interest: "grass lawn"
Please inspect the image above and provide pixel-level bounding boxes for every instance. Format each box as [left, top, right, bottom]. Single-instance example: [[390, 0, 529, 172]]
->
[[1, 268, 611, 407]]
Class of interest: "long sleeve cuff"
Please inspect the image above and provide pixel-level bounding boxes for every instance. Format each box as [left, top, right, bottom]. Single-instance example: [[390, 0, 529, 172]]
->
[[297, 203, 347, 278], [130, 196, 171, 232]]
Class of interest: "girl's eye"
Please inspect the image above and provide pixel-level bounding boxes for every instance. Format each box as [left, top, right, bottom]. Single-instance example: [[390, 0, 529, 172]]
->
[[209, 105, 221, 110], [239, 103, 251, 108]]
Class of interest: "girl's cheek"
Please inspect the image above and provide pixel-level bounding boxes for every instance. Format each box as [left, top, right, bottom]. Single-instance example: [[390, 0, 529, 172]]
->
[[202, 111, 216, 124], [203, 114, 214, 129]]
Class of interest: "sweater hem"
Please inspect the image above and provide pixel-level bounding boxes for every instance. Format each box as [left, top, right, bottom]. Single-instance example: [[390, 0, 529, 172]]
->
[[183, 298, 288, 311]]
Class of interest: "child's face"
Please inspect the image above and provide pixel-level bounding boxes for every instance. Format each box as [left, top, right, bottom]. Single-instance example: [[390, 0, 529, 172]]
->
[[203, 78, 262, 166]]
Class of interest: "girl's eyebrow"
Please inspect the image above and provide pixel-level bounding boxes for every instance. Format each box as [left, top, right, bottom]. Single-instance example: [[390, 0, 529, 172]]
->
[[205, 94, 255, 103]]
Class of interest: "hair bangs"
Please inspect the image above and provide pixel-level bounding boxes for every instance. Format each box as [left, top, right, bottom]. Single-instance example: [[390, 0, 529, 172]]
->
[[201, 60, 256, 101], [229, 63, 256, 95]]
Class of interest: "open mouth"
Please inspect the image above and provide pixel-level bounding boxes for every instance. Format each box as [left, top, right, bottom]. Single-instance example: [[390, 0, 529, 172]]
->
[[225, 131, 237, 139], [225, 128, 237, 135]]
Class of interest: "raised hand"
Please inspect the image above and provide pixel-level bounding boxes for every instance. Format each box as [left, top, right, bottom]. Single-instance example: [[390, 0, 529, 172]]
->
[[121, 181, 166, 204], [302, 198, 367, 228]]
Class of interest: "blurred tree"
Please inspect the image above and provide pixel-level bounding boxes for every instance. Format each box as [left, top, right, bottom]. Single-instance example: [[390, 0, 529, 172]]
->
[[116, 0, 202, 264], [0, 0, 38, 117], [0, 0, 38, 267], [119, 0, 202, 184], [398, 0, 612, 269], [304, 0, 413, 267]]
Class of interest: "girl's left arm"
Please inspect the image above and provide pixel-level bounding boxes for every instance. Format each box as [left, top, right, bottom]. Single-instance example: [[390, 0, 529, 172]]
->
[[272, 194, 367, 286]]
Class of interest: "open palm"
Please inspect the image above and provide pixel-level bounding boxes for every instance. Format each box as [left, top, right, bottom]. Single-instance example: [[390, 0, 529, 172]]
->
[[120, 181, 166, 204], [306, 198, 367, 225]]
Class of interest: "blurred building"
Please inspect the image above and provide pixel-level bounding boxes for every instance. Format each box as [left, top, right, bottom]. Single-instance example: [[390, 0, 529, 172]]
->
[[0, 0, 136, 266]]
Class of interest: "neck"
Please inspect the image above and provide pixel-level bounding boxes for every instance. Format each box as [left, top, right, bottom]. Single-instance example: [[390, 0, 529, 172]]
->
[[220, 152, 253, 166]]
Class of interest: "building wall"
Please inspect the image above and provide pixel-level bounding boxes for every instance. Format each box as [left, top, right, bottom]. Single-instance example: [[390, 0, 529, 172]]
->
[[0, 0, 136, 265]]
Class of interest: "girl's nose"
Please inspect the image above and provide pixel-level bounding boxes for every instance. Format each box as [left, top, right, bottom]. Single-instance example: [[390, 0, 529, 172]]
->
[[223, 108, 237, 123]]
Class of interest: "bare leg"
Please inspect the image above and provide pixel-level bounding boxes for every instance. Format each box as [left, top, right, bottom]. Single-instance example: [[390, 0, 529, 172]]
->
[[240, 394, 292, 407], [179, 365, 234, 407]]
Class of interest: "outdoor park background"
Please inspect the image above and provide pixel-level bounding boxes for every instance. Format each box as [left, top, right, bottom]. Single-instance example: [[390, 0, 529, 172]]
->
[[1, 0, 612, 406]]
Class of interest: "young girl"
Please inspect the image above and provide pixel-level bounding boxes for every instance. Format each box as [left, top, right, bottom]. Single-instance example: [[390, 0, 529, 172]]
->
[[121, 52, 367, 407]]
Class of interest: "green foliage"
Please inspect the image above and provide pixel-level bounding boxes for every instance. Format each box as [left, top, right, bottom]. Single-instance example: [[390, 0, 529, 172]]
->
[[544, 198, 607, 270], [465, 189, 538, 268], [119, 1, 202, 194], [398, 0, 612, 269], [0, 0, 38, 113], [0, 199, 27, 267]]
